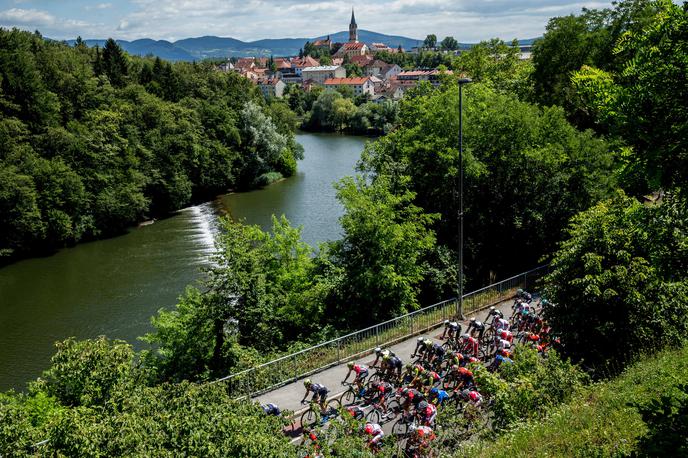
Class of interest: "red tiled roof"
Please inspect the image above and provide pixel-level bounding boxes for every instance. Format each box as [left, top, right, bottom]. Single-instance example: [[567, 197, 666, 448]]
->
[[350, 55, 374, 66], [324, 77, 371, 85], [341, 42, 366, 50]]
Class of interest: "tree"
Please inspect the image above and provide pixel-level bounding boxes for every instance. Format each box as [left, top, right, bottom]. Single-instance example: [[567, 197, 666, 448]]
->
[[543, 191, 688, 372], [572, 0, 688, 192], [440, 36, 459, 51], [102, 38, 128, 87], [423, 34, 437, 49], [327, 175, 438, 327]]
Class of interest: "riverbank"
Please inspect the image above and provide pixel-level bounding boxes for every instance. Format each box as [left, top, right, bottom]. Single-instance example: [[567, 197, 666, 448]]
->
[[0, 133, 365, 391]]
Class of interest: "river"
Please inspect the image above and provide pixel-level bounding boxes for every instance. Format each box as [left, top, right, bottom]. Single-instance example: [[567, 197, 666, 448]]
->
[[0, 133, 367, 391]]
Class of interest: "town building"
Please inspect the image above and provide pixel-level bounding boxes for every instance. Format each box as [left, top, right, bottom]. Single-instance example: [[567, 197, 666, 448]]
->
[[349, 54, 374, 67], [324, 77, 375, 96], [312, 36, 332, 51], [258, 78, 286, 98], [365, 60, 401, 80], [391, 69, 453, 90], [301, 65, 346, 84]]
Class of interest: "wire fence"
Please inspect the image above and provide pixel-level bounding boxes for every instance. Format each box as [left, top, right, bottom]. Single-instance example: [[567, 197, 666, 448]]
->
[[213, 264, 550, 399]]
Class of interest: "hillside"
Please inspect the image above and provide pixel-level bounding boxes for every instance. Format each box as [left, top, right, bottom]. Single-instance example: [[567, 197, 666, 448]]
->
[[65, 32, 538, 61]]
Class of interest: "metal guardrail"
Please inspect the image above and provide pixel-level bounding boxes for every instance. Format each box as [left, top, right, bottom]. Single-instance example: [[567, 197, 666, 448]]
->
[[213, 264, 550, 398]]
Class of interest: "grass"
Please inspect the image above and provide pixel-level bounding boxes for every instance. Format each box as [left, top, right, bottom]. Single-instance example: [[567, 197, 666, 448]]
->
[[457, 344, 688, 457]]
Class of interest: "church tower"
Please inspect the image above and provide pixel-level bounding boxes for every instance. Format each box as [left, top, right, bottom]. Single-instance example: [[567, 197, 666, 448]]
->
[[349, 8, 358, 43]]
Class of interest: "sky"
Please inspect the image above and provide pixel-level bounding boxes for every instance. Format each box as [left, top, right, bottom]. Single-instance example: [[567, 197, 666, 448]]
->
[[0, 1, 622, 42]]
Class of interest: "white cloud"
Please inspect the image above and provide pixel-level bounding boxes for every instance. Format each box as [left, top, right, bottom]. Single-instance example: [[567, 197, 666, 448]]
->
[[85, 3, 113, 11], [0, 8, 55, 26]]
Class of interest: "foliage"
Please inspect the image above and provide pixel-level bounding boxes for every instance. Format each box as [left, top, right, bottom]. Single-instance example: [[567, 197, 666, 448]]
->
[[633, 383, 688, 456], [458, 343, 688, 457], [572, 0, 688, 191], [0, 29, 300, 258], [440, 36, 459, 51], [423, 34, 438, 49], [0, 353, 292, 457], [544, 191, 688, 370], [531, 0, 659, 123], [302, 89, 398, 134], [326, 175, 438, 327], [360, 81, 616, 283]]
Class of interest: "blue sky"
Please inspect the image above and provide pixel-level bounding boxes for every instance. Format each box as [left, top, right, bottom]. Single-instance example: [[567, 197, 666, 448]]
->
[[0, 1, 623, 42]]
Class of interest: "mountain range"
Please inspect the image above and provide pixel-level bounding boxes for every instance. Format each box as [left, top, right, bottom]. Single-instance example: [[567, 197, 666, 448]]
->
[[66, 31, 538, 61]]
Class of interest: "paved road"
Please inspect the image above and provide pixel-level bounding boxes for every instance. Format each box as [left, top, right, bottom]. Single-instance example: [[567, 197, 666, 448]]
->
[[254, 298, 515, 440]]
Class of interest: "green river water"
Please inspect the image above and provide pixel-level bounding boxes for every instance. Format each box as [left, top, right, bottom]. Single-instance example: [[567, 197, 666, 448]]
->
[[0, 133, 367, 391]]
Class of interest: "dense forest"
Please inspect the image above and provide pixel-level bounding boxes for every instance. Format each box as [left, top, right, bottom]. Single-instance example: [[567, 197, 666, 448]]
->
[[0, 31, 302, 259], [1, 0, 687, 456]]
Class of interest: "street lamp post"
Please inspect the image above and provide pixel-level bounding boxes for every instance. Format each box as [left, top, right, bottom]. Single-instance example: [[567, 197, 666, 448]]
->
[[457, 77, 472, 320]]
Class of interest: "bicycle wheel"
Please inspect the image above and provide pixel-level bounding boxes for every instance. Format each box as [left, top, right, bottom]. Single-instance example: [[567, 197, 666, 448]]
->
[[386, 399, 402, 422], [392, 418, 411, 436], [366, 408, 381, 424], [327, 397, 342, 411], [342, 387, 357, 405], [300, 408, 318, 429], [369, 372, 382, 384]]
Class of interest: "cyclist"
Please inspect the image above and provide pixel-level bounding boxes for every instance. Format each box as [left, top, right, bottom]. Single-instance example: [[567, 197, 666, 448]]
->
[[372, 347, 395, 368], [428, 342, 446, 367], [459, 333, 479, 358], [346, 405, 365, 420], [261, 403, 281, 416], [488, 353, 513, 372], [516, 288, 532, 303], [497, 328, 514, 343], [423, 370, 441, 389], [443, 364, 462, 390], [466, 318, 486, 340], [369, 380, 395, 415], [416, 400, 437, 427], [441, 319, 461, 340], [455, 366, 475, 391], [428, 387, 450, 406], [400, 363, 416, 385], [406, 425, 436, 456], [301, 379, 329, 411], [383, 353, 403, 379], [411, 337, 433, 359], [486, 306, 504, 326], [343, 362, 369, 395], [495, 338, 512, 356], [460, 388, 484, 408], [400, 387, 425, 413], [364, 422, 384, 452], [494, 316, 511, 332], [409, 363, 427, 389]]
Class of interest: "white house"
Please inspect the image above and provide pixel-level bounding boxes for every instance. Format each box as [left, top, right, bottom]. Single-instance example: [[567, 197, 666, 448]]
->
[[259, 79, 286, 98], [323, 77, 375, 97], [301, 65, 346, 85]]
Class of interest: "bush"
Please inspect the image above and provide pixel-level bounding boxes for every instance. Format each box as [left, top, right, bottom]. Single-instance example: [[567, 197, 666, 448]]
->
[[543, 191, 688, 371]]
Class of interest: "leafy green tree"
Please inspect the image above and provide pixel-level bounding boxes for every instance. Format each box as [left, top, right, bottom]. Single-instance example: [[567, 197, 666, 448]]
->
[[102, 38, 128, 87], [423, 34, 438, 49], [440, 36, 459, 51], [543, 191, 688, 371], [327, 175, 438, 327], [572, 0, 688, 191]]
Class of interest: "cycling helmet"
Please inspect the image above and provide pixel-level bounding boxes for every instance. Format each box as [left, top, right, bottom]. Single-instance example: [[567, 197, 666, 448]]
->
[[461, 333, 470, 340], [517, 288, 524, 295], [429, 387, 439, 396], [417, 400, 428, 410], [470, 317, 476, 323], [443, 319, 449, 325], [364, 423, 374, 434], [303, 379, 312, 388], [451, 364, 459, 372], [489, 306, 495, 312], [347, 361, 354, 369], [461, 388, 471, 399], [374, 347, 382, 355], [417, 336, 425, 343], [405, 363, 413, 371]]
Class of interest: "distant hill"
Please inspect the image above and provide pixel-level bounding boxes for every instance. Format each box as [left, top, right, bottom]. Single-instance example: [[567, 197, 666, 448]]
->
[[65, 32, 538, 61]]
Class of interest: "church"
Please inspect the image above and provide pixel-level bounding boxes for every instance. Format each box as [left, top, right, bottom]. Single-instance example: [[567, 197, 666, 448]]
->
[[334, 8, 369, 58]]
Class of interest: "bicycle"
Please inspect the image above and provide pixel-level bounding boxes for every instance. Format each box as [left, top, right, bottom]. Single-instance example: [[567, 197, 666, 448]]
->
[[340, 381, 373, 406], [299, 398, 342, 429], [365, 396, 402, 424]]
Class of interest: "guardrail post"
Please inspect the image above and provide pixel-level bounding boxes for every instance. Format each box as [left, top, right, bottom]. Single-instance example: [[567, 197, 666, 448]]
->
[[337, 340, 341, 364], [293, 354, 297, 382], [375, 325, 379, 346]]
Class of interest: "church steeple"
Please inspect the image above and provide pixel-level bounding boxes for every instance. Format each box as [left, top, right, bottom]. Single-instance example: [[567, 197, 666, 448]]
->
[[349, 8, 358, 43]]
